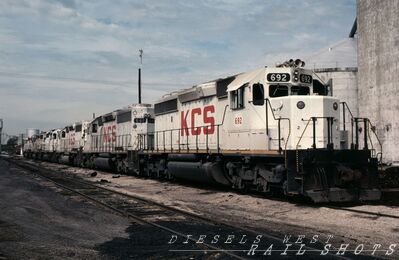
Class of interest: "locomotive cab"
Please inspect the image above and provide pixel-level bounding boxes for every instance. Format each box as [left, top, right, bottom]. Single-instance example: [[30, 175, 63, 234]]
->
[[130, 104, 155, 150], [224, 66, 335, 152], [259, 66, 380, 202], [264, 67, 340, 151]]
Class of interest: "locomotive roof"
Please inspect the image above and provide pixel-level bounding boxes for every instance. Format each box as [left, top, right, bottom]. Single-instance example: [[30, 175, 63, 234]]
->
[[155, 67, 266, 104], [225, 68, 265, 91]]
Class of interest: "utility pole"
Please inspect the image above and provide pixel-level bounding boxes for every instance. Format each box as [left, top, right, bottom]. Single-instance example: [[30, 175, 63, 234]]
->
[[138, 49, 143, 104], [20, 133, 24, 156], [0, 119, 3, 153]]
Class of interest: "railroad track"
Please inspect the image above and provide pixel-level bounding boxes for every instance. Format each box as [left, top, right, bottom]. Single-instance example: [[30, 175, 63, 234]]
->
[[6, 158, 249, 259], [4, 157, 367, 259], [324, 205, 399, 220]]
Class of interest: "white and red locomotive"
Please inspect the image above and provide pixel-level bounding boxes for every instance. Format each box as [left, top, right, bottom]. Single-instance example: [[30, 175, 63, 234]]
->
[[24, 60, 381, 202]]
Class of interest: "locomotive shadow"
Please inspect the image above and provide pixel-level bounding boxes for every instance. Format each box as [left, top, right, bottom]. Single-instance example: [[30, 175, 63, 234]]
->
[[154, 177, 312, 204], [94, 221, 253, 259], [155, 177, 399, 208], [94, 220, 335, 260], [37, 159, 399, 208]]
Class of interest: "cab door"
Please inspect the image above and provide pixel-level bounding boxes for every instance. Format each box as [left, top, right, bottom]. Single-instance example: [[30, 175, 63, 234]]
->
[[225, 84, 251, 150]]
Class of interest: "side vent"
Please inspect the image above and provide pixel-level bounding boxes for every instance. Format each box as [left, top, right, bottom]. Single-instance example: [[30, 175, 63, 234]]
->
[[216, 76, 235, 99], [154, 98, 178, 115]]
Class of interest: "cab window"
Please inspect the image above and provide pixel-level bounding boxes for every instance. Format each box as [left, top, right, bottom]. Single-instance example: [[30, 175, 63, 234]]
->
[[231, 85, 245, 110], [92, 124, 98, 133], [269, 85, 288, 98], [252, 83, 264, 106]]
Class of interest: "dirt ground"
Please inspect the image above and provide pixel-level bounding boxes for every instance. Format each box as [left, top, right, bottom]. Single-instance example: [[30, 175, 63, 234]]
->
[[1, 159, 228, 260], [32, 160, 399, 259], [0, 159, 133, 259], [1, 157, 398, 259]]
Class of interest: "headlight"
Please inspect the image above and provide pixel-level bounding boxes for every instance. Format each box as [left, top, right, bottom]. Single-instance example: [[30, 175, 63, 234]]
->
[[297, 101, 305, 109], [293, 70, 299, 82], [333, 102, 338, 110]]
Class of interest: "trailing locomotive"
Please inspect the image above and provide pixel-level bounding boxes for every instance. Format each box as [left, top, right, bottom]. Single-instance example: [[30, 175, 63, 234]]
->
[[23, 59, 382, 203]]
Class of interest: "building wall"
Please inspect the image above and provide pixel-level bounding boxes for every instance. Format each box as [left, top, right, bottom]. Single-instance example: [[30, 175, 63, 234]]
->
[[357, 0, 399, 164]]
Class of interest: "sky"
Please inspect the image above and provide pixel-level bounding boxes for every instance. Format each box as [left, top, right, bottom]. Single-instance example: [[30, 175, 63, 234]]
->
[[0, 0, 356, 135]]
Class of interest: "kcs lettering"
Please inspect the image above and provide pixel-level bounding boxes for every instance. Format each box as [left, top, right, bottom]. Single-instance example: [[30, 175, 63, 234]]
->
[[102, 125, 117, 143], [180, 105, 215, 136]]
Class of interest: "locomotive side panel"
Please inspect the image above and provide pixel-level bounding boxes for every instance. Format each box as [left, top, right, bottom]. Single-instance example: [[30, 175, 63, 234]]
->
[[153, 86, 227, 152]]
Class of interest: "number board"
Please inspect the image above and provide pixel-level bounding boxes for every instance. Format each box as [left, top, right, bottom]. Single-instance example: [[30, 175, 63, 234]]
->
[[300, 74, 312, 84], [267, 73, 290, 82]]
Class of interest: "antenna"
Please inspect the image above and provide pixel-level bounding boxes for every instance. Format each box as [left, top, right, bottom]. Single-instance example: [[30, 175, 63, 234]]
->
[[138, 49, 143, 104], [139, 49, 143, 66], [0, 119, 3, 153]]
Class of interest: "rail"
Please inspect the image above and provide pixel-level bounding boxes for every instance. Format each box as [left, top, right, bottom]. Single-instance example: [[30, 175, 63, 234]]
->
[[138, 105, 229, 154]]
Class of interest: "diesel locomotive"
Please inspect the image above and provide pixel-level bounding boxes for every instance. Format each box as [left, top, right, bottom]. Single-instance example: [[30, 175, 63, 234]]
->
[[23, 59, 382, 202]]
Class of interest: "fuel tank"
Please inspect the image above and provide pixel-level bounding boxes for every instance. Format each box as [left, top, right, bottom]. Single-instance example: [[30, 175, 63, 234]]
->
[[59, 155, 70, 164], [94, 157, 113, 170], [167, 161, 230, 186]]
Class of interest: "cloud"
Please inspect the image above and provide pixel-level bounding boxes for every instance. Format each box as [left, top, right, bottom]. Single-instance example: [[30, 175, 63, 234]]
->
[[0, 0, 356, 134]]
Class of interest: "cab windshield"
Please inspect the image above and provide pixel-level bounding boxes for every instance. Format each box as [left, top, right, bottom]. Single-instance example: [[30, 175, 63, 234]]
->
[[291, 86, 310, 95], [269, 85, 310, 98]]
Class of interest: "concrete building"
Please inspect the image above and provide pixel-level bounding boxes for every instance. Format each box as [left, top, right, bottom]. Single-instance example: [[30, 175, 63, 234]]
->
[[26, 128, 40, 139], [357, 0, 399, 165]]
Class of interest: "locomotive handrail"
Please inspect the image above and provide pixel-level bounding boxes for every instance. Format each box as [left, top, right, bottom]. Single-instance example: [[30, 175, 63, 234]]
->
[[340, 102, 382, 162], [295, 118, 312, 172], [90, 133, 131, 153], [138, 105, 229, 153], [295, 116, 336, 172], [249, 98, 291, 169], [366, 121, 376, 158], [352, 117, 382, 161], [340, 102, 355, 148], [367, 119, 383, 163], [264, 99, 291, 154], [249, 98, 291, 154]]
